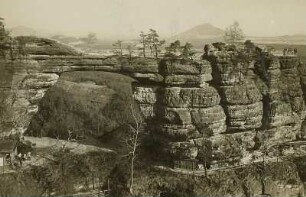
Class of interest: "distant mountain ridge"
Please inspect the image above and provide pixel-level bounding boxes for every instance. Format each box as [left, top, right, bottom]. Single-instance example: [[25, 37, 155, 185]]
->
[[171, 23, 306, 46], [9, 24, 306, 48], [171, 23, 224, 41]]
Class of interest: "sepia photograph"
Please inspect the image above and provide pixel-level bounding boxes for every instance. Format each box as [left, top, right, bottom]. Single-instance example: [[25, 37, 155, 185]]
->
[[0, 0, 306, 196]]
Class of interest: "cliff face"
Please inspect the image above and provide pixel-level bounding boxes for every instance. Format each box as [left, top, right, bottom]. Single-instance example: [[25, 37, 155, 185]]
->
[[1, 40, 306, 169], [0, 60, 59, 135], [134, 44, 306, 168]]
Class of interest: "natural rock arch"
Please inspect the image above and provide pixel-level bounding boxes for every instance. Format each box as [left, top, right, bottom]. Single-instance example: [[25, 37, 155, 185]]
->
[[0, 56, 160, 136]]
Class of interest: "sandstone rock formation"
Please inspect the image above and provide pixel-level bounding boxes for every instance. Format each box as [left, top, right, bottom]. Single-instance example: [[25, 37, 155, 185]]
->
[[133, 43, 306, 169], [1, 38, 306, 170]]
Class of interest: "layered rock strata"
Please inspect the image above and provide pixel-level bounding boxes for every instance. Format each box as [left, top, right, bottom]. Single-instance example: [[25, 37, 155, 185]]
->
[[134, 45, 306, 168], [134, 59, 229, 166], [1, 41, 306, 169]]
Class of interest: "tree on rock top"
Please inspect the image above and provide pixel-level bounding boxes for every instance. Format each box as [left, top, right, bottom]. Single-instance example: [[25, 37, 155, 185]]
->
[[224, 21, 245, 44], [164, 40, 195, 60]]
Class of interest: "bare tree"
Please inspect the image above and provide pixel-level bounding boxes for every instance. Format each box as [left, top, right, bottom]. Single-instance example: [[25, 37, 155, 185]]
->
[[124, 104, 143, 195], [224, 21, 244, 44], [112, 40, 123, 57]]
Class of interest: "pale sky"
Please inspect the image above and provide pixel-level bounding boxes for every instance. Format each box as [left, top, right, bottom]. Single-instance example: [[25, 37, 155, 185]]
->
[[0, 0, 305, 38]]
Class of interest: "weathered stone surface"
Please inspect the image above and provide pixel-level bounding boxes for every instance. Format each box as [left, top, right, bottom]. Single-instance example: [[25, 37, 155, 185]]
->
[[121, 57, 159, 73], [279, 56, 299, 69], [211, 62, 247, 85], [139, 104, 155, 119], [226, 102, 263, 119], [206, 134, 243, 164], [160, 108, 192, 125], [131, 73, 163, 82], [190, 105, 226, 123], [38, 58, 122, 73], [161, 59, 211, 75], [21, 73, 59, 89], [133, 86, 157, 104], [15, 89, 47, 104], [268, 101, 299, 127], [163, 87, 220, 108], [190, 105, 227, 134], [154, 124, 199, 140], [164, 74, 212, 86], [225, 102, 263, 130], [263, 57, 281, 70], [220, 82, 262, 105], [267, 69, 281, 80]]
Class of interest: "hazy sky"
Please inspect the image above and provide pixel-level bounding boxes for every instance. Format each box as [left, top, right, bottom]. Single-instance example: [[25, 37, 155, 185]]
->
[[0, 0, 305, 38]]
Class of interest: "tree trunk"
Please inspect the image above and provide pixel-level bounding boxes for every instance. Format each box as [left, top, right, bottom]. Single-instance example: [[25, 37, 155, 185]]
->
[[154, 45, 158, 58], [130, 156, 134, 194], [149, 46, 153, 57], [204, 161, 207, 177], [92, 172, 95, 190], [261, 153, 266, 195], [142, 38, 146, 57], [261, 179, 266, 195]]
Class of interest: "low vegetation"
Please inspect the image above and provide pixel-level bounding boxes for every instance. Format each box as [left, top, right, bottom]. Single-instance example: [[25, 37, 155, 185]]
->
[[25, 71, 136, 150]]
